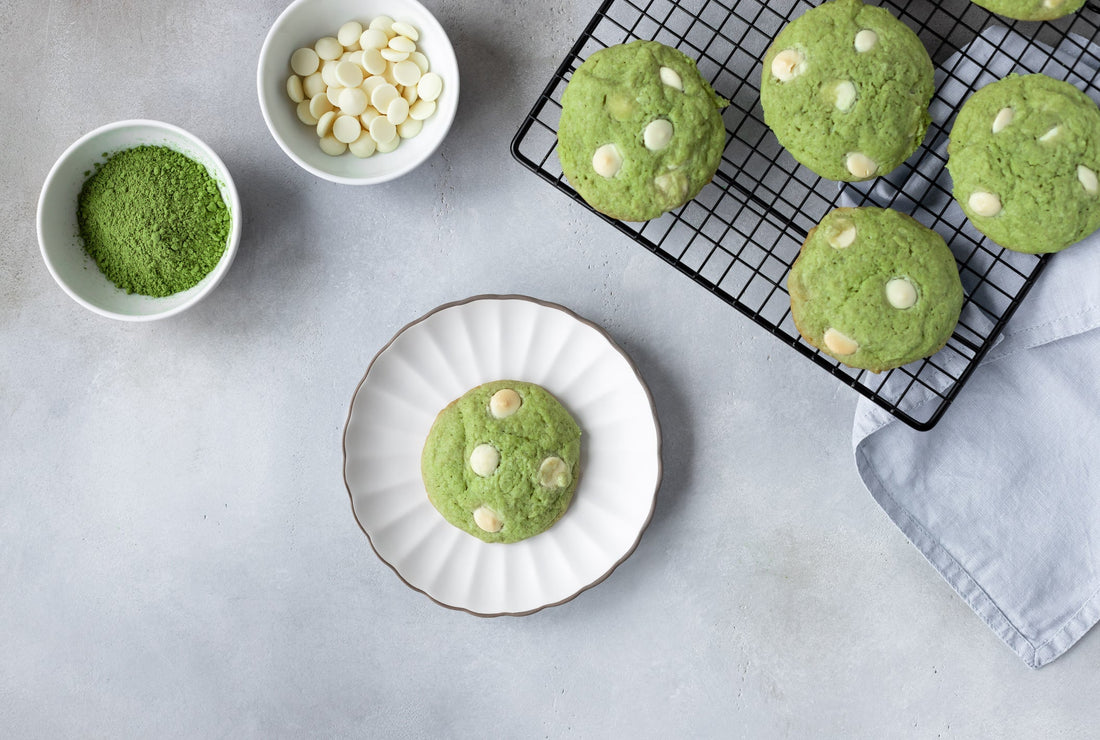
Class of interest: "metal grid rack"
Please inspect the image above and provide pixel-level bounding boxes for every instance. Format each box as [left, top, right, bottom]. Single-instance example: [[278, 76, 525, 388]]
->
[[510, 0, 1100, 430]]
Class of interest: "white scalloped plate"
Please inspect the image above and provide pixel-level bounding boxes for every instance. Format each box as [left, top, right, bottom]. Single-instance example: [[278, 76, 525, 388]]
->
[[343, 295, 662, 616]]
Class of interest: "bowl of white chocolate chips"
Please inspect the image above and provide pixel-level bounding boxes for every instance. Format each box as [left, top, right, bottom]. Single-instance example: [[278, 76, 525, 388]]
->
[[257, 0, 458, 184]]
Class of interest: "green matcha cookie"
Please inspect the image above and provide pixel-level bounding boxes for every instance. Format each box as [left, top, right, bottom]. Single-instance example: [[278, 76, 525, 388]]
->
[[947, 73, 1100, 254], [788, 207, 964, 373], [557, 40, 728, 222], [760, 0, 934, 181], [969, 0, 1085, 21], [421, 380, 581, 544]]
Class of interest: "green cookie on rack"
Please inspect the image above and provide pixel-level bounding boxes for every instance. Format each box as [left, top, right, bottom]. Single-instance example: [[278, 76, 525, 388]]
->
[[969, 0, 1085, 21]]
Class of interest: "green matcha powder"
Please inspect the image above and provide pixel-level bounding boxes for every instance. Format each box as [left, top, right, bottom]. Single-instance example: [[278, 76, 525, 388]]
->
[[77, 145, 231, 297]]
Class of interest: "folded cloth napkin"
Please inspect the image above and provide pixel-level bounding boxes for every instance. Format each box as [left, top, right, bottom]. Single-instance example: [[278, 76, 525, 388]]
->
[[849, 25, 1100, 668]]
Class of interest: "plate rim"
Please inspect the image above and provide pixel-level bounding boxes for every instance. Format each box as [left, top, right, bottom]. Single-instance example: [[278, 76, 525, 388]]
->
[[341, 293, 664, 617]]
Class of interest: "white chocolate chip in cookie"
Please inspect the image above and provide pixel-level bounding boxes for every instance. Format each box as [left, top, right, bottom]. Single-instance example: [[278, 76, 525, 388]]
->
[[854, 29, 878, 53], [823, 328, 859, 356], [655, 170, 688, 199], [643, 119, 674, 151], [592, 143, 623, 178], [886, 277, 918, 309], [489, 388, 522, 418], [1045, 0, 1066, 8], [473, 506, 503, 533], [771, 49, 806, 82], [834, 81, 857, 112], [969, 191, 1002, 217], [469, 444, 500, 477], [992, 107, 1014, 134], [538, 457, 571, 488], [1039, 125, 1061, 143], [1079, 165, 1099, 195], [846, 152, 877, 179], [659, 66, 683, 91], [827, 219, 857, 248]]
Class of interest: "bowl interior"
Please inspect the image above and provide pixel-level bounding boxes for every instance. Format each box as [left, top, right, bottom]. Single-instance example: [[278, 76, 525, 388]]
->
[[258, 0, 459, 184], [38, 121, 240, 320]]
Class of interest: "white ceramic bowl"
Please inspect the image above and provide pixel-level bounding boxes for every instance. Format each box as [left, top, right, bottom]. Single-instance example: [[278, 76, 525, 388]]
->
[[257, 0, 459, 184], [37, 120, 242, 321]]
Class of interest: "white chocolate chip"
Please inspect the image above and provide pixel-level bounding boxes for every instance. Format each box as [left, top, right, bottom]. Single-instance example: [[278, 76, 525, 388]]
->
[[349, 131, 377, 158], [834, 81, 857, 112], [388, 35, 416, 54], [659, 66, 684, 91], [387, 97, 410, 125], [338, 86, 369, 116], [332, 114, 362, 144], [489, 388, 522, 418], [592, 143, 623, 178], [315, 36, 344, 61], [538, 457, 571, 488], [286, 75, 304, 103], [370, 82, 400, 112], [473, 506, 503, 533], [398, 117, 423, 139], [417, 72, 443, 102], [655, 171, 688, 199], [854, 29, 878, 53], [338, 21, 363, 48], [827, 219, 857, 248], [846, 152, 877, 179], [1045, 0, 1066, 7], [823, 328, 859, 356], [969, 191, 1002, 217], [335, 60, 364, 88], [771, 48, 806, 82], [1039, 126, 1061, 142], [318, 135, 347, 156], [885, 277, 918, 309], [1078, 165, 1099, 195], [290, 47, 320, 76], [303, 72, 326, 100], [393, 60, 422, 87], [380, 47, 409, 63], [360, 28, 389, 51], [469, 444, 500, 477], [992, 107, 1014, 134], [643, 119, 674, 151], [391, 21, 419, 41], [296, 99, 318, 126], [369, 15, 395, 34], [408, 98, 437, 121], [369, 116, 397, 145], [309, 93, 334, 120], [315, 109, 337, 138], [376, 134, 401, 153]]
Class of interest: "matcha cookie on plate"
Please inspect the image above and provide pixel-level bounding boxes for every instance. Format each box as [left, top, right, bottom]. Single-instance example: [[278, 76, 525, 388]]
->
[[947, 73, 1100, 254], [557, 39, 728, 222], [969, 0, 1085, 21], [788, 207, 964, 373], [421, 380, 581, 544], [760, 0, 934, 181]]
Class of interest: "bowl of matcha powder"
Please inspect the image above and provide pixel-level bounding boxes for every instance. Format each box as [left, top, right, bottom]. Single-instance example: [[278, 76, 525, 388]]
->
[[37, 119, 241, 321]]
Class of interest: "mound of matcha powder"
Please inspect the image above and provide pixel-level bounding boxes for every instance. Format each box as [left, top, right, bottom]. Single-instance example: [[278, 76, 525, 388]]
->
[[77, 145, 231, 297]]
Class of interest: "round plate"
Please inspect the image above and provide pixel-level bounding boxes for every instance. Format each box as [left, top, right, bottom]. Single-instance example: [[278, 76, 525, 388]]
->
[[342, 295, 662, 616]]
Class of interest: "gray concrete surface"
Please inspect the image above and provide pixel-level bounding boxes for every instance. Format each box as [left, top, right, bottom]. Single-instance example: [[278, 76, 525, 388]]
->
[[2, 0, 1097, 736]]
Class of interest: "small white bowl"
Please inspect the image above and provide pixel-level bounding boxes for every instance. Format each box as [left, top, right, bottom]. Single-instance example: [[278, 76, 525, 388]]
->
[[257, 0, 459, 185], [37, 120, 242, 321]]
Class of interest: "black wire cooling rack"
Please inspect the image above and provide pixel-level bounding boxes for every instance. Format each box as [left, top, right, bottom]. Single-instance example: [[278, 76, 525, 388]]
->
[[510, 0, 1100, 430]]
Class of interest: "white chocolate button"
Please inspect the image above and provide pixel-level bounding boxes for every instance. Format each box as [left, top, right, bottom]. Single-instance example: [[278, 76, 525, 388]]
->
[[360, 28, 389, 50], [592, 143, 623, 178], [409, 51, 430, 74], [315, 36, 343, 61], [1045, 0, 1066, 7], [370, 83, 400, 112], [309, 93, 334, 119], [349, 131, 377, 158], [854, 29, 878, 52], [388, 35, 416, 54], [338, 21, 363, 48], [320, 59, 340, 87], [489, 388, 522, 418], [369, 116, 397, 145], [828, 219, 857, 248], [402, 84, 419, 104], [360, 107, 382, 128], [392, 21, 419, 41], [380, 47, 409, 63], [319, 134, 347, 156], [1078, 165, 1099, 195], [302, 72, 325, 99], [643, 119, 674, 151], [992, 107, 1014, 134], [369, 15, 395, 33], [846, 152, 877, 179], [538, 457, 571, 488], [655, 171, 688, 198], [659, 66, 684, 91], [337, 87, 367, 116], [296, 99, 318, 125], [393, 60, 422, 87], [398, 117, 423, 139], [361, 47, 387, 76], [969, 191, 1002, 217], [469, 444, 500, 477], [332, 114, 362, 144], [823, 328, 859, 356], [363, 75, 387, 97], [387, 97, 410, 125], [315, 109, 337, 138], [290, 47, 320, 76], [834, 80, 857, 111], [335, 60, 364, 88], [286, 75, 304, 103], [886, 277, 918, 309], [771, 49, 806, 82], [417, 72, 443, 102], [1039, 125, 1061, 142], [473, 506, 503, 533], [408, 98, 436, 121], [376, 134, 401, 153], [325, 85, 346, 107]]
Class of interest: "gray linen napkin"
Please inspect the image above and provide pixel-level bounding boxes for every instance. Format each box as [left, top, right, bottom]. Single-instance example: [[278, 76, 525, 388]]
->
[[848, 26, 1100, 668]]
